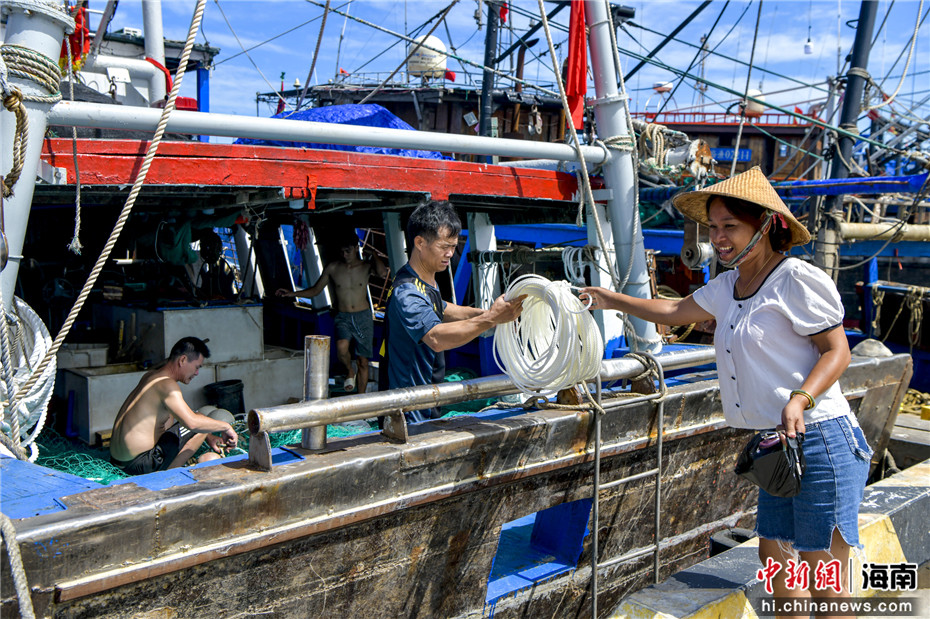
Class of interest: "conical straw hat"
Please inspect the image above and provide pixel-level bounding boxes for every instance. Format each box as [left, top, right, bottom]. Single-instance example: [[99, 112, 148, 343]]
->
[[671, 166, 811, 247]]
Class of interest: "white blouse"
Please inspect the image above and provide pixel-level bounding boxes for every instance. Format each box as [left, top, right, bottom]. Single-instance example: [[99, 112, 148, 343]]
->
[[692, 257, 850, 429]]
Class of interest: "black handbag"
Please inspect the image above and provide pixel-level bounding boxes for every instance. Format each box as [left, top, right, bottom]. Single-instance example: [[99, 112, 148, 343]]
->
[[734, 431, 806, 498]]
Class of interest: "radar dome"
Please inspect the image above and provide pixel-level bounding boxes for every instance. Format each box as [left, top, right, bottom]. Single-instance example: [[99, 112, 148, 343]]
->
[[407, 35, 447, 78], [745, 89, 766, 118]]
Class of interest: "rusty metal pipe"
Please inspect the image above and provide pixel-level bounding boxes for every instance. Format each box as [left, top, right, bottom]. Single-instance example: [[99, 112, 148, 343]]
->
[[300, 335, 329, 450], [249, 347, 714, 435]]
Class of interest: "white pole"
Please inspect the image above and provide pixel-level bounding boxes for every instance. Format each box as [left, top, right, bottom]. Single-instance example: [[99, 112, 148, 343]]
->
[[47, 100, 610, 164], [0, 0, 74, 312], [584, 1, 660, 352], [141, 0, 167, 102]]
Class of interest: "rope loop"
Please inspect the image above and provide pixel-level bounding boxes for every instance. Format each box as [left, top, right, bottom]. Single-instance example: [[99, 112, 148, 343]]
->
[[847, 66, 870, 80], [494, 274, 604, 395], [0, 44, 62, 104], [1, 88, 28, 198]]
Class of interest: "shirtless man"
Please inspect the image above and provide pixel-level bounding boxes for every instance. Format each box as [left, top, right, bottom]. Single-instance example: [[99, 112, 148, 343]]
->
[[110, 337, 238, 475], [276, 237, 389, 393]]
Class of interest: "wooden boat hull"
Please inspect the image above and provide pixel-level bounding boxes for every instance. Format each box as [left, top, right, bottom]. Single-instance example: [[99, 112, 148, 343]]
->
[[1, 353, 912, 618]]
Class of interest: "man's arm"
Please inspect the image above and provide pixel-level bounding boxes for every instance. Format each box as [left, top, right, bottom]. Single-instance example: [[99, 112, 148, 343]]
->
[[368, 251, 389, 279], [421, 294, 525, 352], [442, 302, 484, 322], [163, 388, 239, 448], [276, 263, 333, 299]]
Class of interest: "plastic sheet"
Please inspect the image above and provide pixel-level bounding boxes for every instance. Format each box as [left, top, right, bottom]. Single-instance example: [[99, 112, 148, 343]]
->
[[235, 104, 449, 160]]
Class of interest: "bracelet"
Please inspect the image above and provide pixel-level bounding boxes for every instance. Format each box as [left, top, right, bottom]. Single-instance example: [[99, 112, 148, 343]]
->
[[790, 389, 816, 410]]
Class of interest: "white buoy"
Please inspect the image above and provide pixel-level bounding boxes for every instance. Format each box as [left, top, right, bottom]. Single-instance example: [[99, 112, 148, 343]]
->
[[745, 89, 766, 118], [407, 35, 447, 78]]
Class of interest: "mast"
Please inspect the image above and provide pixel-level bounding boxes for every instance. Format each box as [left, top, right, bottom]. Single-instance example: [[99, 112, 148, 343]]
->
[[584, 0, 661, 352], [478, 0, 500, 143], [814, 0, 879, 278]]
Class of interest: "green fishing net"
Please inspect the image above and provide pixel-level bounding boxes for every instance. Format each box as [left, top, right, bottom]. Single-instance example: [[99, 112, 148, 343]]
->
[[34, 427, 129, 485]]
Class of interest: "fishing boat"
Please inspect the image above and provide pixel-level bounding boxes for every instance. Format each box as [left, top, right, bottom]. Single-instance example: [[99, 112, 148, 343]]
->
[[1, 1, 926, 617]]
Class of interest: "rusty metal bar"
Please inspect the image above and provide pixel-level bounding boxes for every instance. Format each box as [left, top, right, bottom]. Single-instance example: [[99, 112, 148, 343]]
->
[[598, 467, 660, 491], [301, 335, 330, 450], [248, 347, 714, 436]]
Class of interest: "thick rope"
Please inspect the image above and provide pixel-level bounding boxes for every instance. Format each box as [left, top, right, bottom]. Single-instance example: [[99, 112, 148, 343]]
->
[[0, 513, 35, 619], [0, 42, 62, 197], [8, 0, 208, 411], [65, 34, 83, 254], [0, 45, 62, 103], [864, 0, 924, 112], [1, 88, 28, 199], [295, 0, 331, 112]]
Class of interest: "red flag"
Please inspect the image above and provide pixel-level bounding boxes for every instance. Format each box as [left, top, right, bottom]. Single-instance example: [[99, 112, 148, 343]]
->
[[276, 98, 286, 114], [444, 69, 456, 82], [565, 0, 587, 130], [500, 2, 509, 23]]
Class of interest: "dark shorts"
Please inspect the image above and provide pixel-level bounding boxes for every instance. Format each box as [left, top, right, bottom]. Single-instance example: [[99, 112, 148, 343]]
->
[[334, 309, 374, 358], [111, 423, 195, 475]]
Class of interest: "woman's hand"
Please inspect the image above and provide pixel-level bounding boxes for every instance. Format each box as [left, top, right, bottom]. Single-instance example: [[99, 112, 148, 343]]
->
[[778, 397, 807, 438], [579, 287, 611, 310]]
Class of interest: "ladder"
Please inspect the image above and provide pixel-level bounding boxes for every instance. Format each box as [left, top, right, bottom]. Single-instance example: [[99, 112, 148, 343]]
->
[[590, 352, 667, 618]]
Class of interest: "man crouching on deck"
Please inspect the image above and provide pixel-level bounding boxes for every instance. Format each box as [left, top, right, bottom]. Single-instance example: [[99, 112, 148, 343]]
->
[[110, 337, 238, 475]]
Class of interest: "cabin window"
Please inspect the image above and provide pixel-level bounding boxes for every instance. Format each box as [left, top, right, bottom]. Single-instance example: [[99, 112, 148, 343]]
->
[[485, 498, 592, 605]]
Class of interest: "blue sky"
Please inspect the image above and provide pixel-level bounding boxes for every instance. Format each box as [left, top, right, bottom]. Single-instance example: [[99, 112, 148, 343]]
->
[[103, 0, 928, 127]]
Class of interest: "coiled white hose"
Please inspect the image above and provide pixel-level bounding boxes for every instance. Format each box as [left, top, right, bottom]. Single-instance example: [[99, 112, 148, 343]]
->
[[493, 274, 603, 394], [1, 297, 55, 461]]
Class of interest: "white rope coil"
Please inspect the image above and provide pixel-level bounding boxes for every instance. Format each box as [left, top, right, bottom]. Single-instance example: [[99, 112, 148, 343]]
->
[[1, 296, 55, 461], [494, 274, 603, 395]]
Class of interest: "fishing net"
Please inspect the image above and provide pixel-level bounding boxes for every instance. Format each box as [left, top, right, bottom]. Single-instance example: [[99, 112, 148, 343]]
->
[[34, 427, 128, 485]]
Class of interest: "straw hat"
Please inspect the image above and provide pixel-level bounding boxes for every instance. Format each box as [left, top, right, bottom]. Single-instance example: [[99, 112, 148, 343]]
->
[[671, 166, 811, 247]]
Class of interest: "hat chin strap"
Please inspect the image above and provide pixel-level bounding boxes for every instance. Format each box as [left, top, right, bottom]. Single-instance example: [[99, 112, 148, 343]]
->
[[716, 212, 774, 269]]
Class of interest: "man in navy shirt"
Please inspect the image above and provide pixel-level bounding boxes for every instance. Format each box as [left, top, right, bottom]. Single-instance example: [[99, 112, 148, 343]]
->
[[384, 201, 525, 422]]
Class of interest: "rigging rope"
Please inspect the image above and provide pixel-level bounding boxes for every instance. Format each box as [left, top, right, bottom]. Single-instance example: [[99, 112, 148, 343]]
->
[[0, 43, 64, 198], [6, 0, 208, 417], [535, 0, 618, 288], [305, 0, 560, 97], [359, 0, 458, 105], [295, 0, 331, 112], [730, 0, 764, 177], [64, 31, 83, 255], [493, 274, 603, 394], [0, 513, 35, 619], [865, 0, 924, 112]]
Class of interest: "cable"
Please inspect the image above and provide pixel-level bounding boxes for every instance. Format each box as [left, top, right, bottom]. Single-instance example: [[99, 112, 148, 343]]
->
[[730, 0, 764, 177], [866, 0, 924, 112], [493, 274, 603, 394]]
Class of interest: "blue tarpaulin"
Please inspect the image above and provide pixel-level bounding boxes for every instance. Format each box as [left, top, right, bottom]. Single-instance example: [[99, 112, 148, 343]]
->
[[234, 104, 448, 160]]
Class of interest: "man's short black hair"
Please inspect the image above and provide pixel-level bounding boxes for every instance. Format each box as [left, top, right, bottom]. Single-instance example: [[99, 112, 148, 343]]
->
[[406, 200, 462, 250], [169, 337, 211, 361]]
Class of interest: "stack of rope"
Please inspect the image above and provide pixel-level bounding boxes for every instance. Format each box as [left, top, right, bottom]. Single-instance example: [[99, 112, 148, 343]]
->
[[494, 274, 603, 395]]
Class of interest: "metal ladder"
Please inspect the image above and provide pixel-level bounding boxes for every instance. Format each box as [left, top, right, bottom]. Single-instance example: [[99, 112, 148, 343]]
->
[[590, 352, 667, 618]]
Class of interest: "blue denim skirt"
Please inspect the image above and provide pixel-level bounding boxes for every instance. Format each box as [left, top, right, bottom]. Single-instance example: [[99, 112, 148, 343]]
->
[[755, 414, 872, 552]]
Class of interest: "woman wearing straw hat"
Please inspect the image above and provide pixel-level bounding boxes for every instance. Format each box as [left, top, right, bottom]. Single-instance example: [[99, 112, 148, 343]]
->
[[582, 167, 872, 611]]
